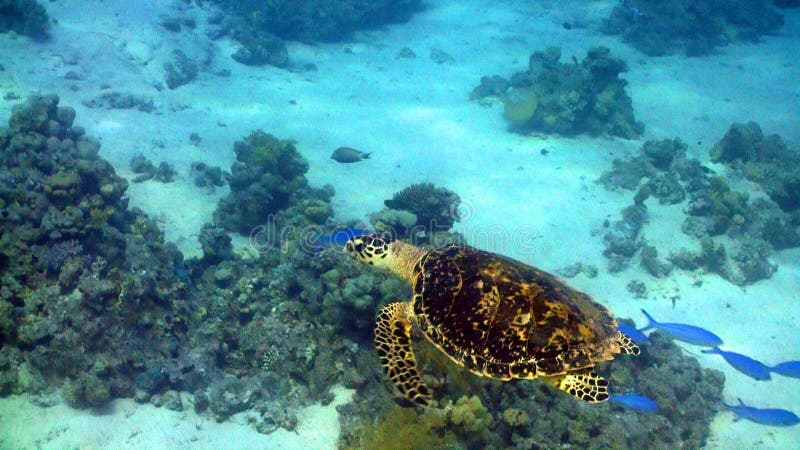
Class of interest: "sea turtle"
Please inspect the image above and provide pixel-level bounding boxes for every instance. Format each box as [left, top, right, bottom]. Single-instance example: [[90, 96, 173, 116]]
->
[[343, 233, 640, 407]]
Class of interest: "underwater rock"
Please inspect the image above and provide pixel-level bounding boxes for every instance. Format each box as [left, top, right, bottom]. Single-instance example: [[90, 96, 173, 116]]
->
[[368, 208, 418, 236], [640, 245, 673, 278], [153, 162, 177, 183], [384, 182, 460, 233], [469, 75, 510, 100], [643, 138, 687, 170], [190, 161, 225, 188], [159, 14, 195, 33], [396, 47, 416, 58], [0, 0, 50, 39], [626, 279, 648, 299], [557, 262, 599, 278], [429, 48, 455, 64], [230, 30, 289, 67], [209, 375, 253, 421], [603, 203, 648, 272], [218, 0, 422, 43], [598, 156, 653, 191], [473, 46, 643, 138], [646, 172, 685, 205], [82, 91, 155, 112], [710, 122, 800, 212], [164, 50, 198, 89], [602, 0, 784, 56], [0, 95, 192, 413], [130, 154, 156, 182]]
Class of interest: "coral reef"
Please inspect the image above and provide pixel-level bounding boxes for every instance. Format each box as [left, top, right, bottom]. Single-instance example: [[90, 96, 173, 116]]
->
[[471, 46, 644, 138], [0, 98, 417, 437], [213, 130, 333, 234], [163, 50, 198, 89], [129, 155, 176, 183], [190, 161, 225, 189], [710, 121, 800, 213], [82, 91, 156, 113], [383, 182, 460, 235], [603, 203, 648, 272], [228, 28, 289, 67], [368, 208, 418, 236], [153, 162, 177, 183], [0, 95, 188, 410], [214, 0, 422, 67], [0, 0, 50, 39], [597, 136, 798, 284], [602, 0, 784, 56], [222, 0, 422, 42]]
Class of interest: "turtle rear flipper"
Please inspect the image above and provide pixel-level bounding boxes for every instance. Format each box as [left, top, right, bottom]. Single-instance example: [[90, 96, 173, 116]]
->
[[550, 368, 610, 403], [618, 331, 641, 355], [374, 302, 433, 407]]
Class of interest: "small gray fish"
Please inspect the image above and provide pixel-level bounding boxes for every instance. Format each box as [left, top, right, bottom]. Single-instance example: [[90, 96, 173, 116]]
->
[[331, 146, 370, 163]]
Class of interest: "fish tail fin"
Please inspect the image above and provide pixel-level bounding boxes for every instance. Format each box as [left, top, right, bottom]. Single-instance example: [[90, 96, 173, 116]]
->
[[640, 309, 657, 331], [720, 399, 736, 411], [362, 153, 371, 159]]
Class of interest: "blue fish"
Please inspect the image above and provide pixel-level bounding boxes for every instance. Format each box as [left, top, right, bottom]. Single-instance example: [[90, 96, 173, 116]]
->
[[771, 360, 800, 379], [640, 309, 723, 347], [702, 347, 771, 381], [312, 228, 369, 252], [724, 398, 800, 427], [617, 323, 648, 345], [608, 393, 658, 413]]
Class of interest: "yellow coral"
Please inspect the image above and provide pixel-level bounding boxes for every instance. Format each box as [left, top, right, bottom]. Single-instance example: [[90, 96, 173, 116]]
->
[[502, 407, 529, 427], [344, 405, 455, 450], [449, 395, 493, 434], [503, 87, 538, 126]]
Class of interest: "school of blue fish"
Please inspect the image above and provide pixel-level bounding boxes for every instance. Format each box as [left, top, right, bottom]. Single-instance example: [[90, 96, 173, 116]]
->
[[615, 309, 800, 426]]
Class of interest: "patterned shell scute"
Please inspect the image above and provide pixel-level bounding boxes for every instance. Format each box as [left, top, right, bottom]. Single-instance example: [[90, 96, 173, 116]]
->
[[412, 244, 620, 378]]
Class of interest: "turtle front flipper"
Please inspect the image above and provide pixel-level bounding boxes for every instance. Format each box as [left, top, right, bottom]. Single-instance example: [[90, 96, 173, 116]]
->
[[549, 368, 610, 403], [374, 302, 433, 407]]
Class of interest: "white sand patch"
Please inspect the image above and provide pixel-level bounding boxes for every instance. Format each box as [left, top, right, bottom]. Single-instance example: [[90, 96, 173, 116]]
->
[[0, 386, 354, 450]]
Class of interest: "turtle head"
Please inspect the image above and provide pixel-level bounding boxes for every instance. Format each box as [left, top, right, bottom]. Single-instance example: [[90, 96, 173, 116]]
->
[[343, 232, 393, 268], [344, 233, 426, 283]]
